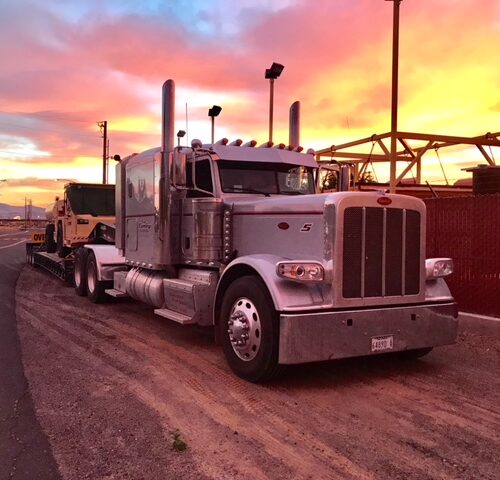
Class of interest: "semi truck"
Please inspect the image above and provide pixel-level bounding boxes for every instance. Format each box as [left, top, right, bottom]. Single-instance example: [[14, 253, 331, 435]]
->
[[27, 183, 115, 282], [38, 80, 458, 382]]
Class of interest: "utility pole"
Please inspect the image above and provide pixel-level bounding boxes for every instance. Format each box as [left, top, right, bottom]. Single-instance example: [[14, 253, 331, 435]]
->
[[98, 121, 108, 184], [28, 199, 32, 228], [387, 0, 402, 194]]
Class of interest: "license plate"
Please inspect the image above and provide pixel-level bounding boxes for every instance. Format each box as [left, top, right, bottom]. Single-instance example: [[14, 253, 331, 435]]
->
[[371, 335, 394, 352]]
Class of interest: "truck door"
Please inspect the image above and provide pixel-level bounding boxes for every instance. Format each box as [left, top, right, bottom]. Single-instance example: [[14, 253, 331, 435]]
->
[[181, 156, 218, 262]]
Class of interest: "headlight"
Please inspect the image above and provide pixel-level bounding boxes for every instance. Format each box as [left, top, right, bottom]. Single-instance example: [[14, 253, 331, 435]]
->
[[425, 258, 453, 279], [77, 218, 90, 224], [276, 261, 325, 282]]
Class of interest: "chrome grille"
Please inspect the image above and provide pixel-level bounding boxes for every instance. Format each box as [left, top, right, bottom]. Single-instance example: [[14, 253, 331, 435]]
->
[[342, 207, 421, 298]]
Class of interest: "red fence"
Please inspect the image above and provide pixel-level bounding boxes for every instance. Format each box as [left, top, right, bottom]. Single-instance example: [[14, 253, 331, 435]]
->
[[425, 194, 500, 317]]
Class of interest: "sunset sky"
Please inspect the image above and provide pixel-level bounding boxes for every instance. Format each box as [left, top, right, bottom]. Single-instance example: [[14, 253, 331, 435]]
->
[[0, 0, 499, 207]]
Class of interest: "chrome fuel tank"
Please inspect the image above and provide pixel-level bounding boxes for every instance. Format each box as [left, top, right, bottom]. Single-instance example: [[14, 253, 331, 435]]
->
[[125, 268, 165, 307]]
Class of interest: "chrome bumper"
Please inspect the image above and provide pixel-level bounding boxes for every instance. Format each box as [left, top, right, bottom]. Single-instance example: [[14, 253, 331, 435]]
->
[[278, 302, 458, 364]]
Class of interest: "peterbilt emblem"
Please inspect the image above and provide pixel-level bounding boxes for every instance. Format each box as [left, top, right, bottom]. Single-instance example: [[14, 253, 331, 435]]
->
[[377, 197, 392, 206], [300, 223, 313, 232]]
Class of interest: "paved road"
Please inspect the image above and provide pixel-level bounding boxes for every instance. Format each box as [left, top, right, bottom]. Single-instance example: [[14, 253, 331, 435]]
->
[[0, 230, 60, 480]]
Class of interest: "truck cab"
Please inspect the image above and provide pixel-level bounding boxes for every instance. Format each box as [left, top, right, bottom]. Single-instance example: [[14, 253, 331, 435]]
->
[[77, 79, 457, 382]]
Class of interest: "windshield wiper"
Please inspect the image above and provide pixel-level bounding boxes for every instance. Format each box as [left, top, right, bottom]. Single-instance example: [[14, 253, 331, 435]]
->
[[279, 191, 307, 195], [223, 187, 271, 197]]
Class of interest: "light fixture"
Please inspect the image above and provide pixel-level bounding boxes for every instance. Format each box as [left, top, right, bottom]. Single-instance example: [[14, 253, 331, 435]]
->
[[265, 62, 285, 143], [208, 105, 222, 143]]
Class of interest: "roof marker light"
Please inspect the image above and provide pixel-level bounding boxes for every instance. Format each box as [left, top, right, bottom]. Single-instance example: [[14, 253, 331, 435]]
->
[[216, 138, 228, 145], [242, 140, 257, 147], [306, 148, 315, 155], [259, 141, 274, 148], [294, 146, 304, 152], [273, 143, 286, 149], [229, 139, 243, 146], [191, 139, 202, 148]]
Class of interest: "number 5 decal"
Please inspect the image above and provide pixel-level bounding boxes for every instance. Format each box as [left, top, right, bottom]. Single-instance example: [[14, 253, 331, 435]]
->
[[300, 223, 313, 232]]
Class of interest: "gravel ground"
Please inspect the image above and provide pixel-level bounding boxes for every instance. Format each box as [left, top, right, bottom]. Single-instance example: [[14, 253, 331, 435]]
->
[[16, 266, 500, 480]]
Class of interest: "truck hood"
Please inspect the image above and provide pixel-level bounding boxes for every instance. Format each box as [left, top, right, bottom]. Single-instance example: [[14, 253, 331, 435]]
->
[[226, 191, 424, 214], [226, 193, 327, 214]]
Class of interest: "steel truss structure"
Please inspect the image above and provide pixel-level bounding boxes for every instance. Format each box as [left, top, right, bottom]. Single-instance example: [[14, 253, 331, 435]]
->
[[316, 131, 500, 185]]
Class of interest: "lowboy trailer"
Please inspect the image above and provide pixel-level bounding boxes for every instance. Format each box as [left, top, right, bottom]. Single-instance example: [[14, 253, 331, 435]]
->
[[31, 80, 458, 382]]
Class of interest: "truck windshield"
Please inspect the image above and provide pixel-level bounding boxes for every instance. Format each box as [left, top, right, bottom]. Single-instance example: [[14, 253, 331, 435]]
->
[[66, 185, 115, 216], [218, 161, 315, 195]]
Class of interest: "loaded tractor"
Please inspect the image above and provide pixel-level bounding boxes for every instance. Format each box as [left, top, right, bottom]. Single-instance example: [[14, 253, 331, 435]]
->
[[44, 182, 115, 257], [27, 183, 115, 281], [66, 80, 457, 381]]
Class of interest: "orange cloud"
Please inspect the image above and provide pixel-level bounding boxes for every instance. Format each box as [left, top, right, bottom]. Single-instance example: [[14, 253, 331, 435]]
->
[[0, 0, 498, 205]]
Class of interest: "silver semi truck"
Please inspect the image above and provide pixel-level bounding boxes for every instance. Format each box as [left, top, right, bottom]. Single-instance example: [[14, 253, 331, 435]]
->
[[74, 80, 458, 381]]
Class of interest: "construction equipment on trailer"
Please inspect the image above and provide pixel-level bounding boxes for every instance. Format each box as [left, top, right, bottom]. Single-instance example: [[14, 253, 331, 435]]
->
[[35, 80, 459, 382], [44, 183, 115, 257], [26, 183, 116, 283]]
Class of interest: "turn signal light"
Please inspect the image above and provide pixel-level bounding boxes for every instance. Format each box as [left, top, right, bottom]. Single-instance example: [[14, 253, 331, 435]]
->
[[425, 258, 453, 279], [276, 261, 325, 282]]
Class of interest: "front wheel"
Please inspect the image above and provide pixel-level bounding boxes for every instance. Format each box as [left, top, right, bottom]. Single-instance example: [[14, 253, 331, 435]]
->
[[86, 250, 108, 303], [45, 224, 56, 253], [219, 275, 283, 382], [56, 222, 70, 258]]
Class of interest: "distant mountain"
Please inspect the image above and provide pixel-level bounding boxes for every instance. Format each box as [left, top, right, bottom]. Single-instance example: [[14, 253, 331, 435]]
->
[[0, 203, 45, 219]]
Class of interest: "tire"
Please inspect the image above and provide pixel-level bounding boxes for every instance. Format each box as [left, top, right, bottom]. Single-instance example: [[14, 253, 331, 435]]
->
[[397, 347, 433, 359], [45, 224, 56, 253], [219, 275, 283, 382], [74, 248, 88, 296], [26, 244, 33, 265], [85, 250, 108, 303], [56, 222, 70, 258]]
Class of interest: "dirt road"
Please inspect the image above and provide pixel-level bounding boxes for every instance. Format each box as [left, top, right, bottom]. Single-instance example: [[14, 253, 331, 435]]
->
[[16, 267, 500, 479]]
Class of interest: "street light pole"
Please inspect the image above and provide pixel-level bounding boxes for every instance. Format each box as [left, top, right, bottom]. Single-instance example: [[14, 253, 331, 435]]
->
[[208, 105, 222, 143], [265, 62, 284, 144], [98, 121, 108, 184], [269, 78, 275, 143], [387, 0, 402, 194]]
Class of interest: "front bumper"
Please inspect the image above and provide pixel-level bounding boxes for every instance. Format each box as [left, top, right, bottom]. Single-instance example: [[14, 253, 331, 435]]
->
[[278, 302, 458, 364]]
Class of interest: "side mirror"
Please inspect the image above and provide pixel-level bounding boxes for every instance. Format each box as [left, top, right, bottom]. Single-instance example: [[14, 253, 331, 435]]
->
[[171, 150, 187, 187]]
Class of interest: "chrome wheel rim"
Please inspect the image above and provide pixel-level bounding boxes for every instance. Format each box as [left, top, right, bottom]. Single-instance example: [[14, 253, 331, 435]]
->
[[227, 297, 261, 361]]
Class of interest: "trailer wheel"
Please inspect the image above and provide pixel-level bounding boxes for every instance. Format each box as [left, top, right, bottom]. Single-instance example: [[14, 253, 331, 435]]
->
[[26, 244, 33, 265], [220, 275, 283, 382], [86, 250, 108, 303], [74, 248, 88, 296], [45, 224, 56, 253]]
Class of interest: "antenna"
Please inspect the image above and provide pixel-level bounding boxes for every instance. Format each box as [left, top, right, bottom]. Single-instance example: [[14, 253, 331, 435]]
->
[[185, 102, 189, 146]]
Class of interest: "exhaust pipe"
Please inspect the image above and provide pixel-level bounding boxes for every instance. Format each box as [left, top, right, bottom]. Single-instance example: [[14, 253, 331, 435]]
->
[[289, 101, 300, 148], [162, 80, 175, 154], [159, 79, 176, 266]]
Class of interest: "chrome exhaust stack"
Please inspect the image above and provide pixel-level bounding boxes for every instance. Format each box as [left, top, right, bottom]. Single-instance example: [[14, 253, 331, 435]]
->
[[160, 79, 177, 266], [289, 101, 300, 148]]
